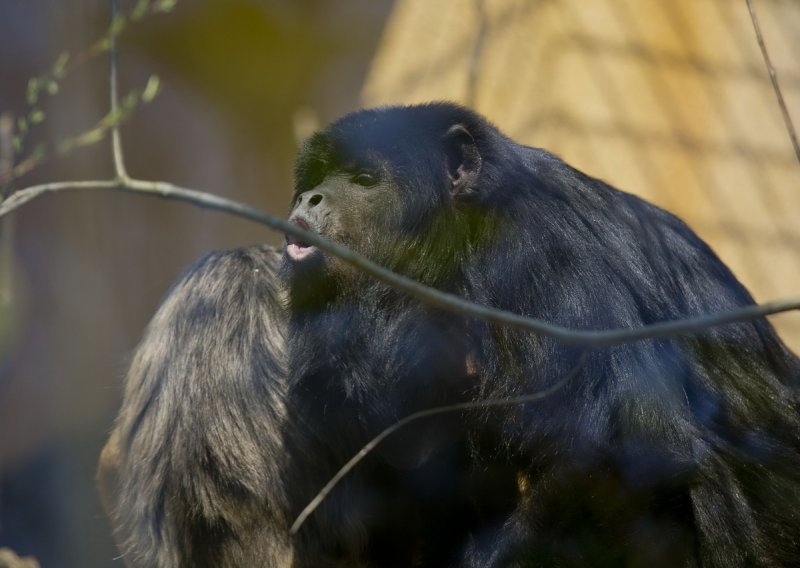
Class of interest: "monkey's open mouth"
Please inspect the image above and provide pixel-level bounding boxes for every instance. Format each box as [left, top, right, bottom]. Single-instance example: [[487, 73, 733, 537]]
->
[[286, 217, 318, 262]]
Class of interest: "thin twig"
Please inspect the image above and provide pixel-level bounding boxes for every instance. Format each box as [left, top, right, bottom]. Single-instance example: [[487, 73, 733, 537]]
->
[[290, 351, 590, 534], [109, 0, 129, 180], [0, 177, 798, 346], [0, 114, 13, 199], [0, 113, 15, 315], [0, 118, 13, 194], [745, 0, 800, 165]]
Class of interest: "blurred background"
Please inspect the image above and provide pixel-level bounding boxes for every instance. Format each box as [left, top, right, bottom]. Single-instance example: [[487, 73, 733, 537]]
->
[[0, 0, 797, 565]]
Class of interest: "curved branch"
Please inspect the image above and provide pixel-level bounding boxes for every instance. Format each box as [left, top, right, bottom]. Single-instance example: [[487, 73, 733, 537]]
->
[[1, 177, 797, 349]]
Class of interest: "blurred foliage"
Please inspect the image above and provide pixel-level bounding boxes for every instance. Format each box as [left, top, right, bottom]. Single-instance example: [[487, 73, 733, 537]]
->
[[125, 0, 357, 163]]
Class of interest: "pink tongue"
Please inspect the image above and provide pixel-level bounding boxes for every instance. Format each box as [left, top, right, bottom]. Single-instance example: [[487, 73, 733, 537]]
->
[[287, 243, 316, 261]]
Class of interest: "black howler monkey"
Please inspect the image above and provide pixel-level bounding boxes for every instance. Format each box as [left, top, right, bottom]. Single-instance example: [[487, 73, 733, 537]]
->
[[100, 103, 800, 567]]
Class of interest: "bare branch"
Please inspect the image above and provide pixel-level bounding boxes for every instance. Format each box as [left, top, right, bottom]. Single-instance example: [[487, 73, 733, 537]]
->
[[0, 180, 118, 213], [0, 114, 13, 199], [746, 0, 800, 165], [1, 177, 798, 348], [0, 113, 15, 316], [290, 351, 590, 534], [109, 0, 129, 180]]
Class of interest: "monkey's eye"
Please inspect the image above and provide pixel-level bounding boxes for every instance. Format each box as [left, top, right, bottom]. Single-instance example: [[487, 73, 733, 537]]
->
[[351, 172, 378, 187]]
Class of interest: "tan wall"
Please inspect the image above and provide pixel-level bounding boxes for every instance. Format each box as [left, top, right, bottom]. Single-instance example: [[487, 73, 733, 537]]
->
[[362, 0, 800, 350]]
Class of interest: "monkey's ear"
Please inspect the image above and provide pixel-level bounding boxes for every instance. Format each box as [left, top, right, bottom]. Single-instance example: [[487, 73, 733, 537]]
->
[[443, 124, 482, 199]]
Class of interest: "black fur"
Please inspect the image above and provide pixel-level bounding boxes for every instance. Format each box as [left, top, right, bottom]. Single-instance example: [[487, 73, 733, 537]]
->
[[101, 103, 800, 567], [282, 103, 800, 566]]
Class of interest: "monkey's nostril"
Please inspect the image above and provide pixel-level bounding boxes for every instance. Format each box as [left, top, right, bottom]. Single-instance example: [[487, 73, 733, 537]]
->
[[309, 194, 323, 207]]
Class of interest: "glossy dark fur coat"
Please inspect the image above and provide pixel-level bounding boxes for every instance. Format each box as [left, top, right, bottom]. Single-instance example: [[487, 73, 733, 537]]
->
[[100, 103, 800, 567]]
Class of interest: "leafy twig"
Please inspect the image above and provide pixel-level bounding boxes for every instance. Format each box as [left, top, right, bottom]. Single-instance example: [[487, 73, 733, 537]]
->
[[1, 83, 160, 185], [5, 0, 172, 181]]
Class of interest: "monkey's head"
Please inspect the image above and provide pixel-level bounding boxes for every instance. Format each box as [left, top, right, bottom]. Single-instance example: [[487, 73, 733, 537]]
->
[[283, 104, 505, 307]]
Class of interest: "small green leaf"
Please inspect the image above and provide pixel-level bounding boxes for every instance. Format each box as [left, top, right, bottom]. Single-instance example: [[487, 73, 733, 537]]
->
[[141, 75, 161, 103], [110, 14, 127, 37], [59, 127, 106, 154], [52, 52, 70, 78], [132, 0, 151, 20], [79, 129, 105, 147], [29, 144, 45, 163], [12, 136, 21, 154], [16, 118, 27, 135], [101, 108, 122, 128], [45, 80, 59, 95], [29, 109, 45, 124], [94, 37, 111, 52], [26, 78, 40, 106], [156, 0, 178, 12], [122, 91, 139, 110]]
